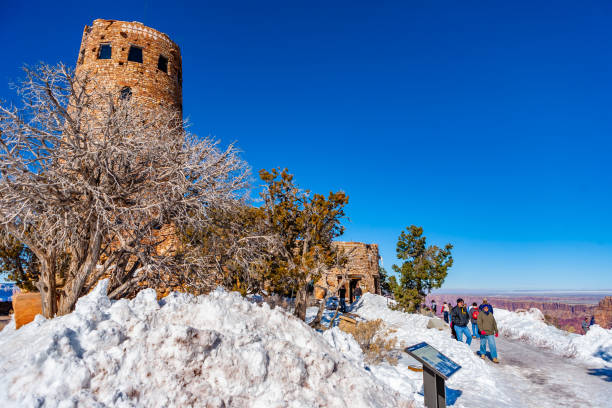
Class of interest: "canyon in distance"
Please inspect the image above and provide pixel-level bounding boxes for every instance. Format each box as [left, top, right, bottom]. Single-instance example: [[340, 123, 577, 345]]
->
[[426, 290, 612, 334]]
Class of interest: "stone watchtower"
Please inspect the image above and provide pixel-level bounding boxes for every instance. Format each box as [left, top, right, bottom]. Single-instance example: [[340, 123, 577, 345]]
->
[[77, 19, 184, 258], [76, 19, 182, 112]]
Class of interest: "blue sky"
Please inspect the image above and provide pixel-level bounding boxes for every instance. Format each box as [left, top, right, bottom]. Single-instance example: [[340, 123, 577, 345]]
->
[[1, 1, 611, 290]]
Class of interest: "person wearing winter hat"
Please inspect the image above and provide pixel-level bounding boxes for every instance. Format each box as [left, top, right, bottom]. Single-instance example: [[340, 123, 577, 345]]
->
[[479, 298, 494, 314], [477, 304, 499, 363], [450, 298, 472, 344]]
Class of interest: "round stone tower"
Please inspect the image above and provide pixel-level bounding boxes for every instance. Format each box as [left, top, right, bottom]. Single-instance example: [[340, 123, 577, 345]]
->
[[76, 19, 182, 113]]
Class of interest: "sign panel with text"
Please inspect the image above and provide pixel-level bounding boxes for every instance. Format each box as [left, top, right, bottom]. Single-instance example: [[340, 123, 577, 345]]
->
[[405, 342, 461, 380]]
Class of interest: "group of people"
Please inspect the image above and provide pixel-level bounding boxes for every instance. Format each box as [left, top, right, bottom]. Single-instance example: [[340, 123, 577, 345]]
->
[[581, 315, 596, 334], [432, 298, 500, 363], [337, 284, 363, 313]]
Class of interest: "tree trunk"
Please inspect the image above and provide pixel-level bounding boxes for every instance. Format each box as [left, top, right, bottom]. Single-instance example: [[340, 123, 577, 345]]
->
[[310, 289, 327, 327], [57, 228, 103, 315], [37, 258, 57, 318], [293, 284, 309, 321]]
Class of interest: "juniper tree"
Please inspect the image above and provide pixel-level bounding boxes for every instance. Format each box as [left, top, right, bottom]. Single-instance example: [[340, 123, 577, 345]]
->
[[391, 225, 453, 312], [259, 168, 348, 321]]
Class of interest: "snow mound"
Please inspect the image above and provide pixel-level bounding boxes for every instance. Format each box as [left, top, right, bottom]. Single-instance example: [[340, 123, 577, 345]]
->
[[322, 327, 364, 362], [495, 308, 612, 366], [571, 325, 612, 364], [0, 281, 412, 408]]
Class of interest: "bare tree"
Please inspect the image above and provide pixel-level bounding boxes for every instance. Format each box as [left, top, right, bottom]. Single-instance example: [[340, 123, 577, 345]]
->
[[0, 63, 249, 317]]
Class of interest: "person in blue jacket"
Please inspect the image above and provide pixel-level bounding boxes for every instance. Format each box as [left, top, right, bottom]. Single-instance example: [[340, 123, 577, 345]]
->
[[479, 298, 494, 314]]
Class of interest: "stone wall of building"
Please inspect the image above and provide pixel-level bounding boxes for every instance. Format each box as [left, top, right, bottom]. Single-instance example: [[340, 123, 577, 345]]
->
[[76, 19, 182, 112], [315, 242, 380, 300]]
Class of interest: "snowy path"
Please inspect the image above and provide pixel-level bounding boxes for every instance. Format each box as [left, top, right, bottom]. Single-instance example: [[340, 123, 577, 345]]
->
[[469, 335, 612, 408], [346, 295, 612, 408]]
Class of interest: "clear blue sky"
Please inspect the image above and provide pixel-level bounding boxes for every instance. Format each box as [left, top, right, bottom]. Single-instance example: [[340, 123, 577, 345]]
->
[[1, 1, 611, 290]]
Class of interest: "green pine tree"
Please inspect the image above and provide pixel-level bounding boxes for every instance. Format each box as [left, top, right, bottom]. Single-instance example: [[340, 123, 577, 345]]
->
[[391, 225, 453, 312]]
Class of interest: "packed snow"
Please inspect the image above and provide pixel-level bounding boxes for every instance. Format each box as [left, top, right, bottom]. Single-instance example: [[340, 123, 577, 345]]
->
[[0, 281, 412, 408], [495, 307, 612, 366], [349, 293, 612, 407]]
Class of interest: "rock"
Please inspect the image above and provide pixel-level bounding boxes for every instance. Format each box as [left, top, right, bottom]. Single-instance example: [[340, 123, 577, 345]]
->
[[594, 296, 612, 329], [427, 317, 448, 330]]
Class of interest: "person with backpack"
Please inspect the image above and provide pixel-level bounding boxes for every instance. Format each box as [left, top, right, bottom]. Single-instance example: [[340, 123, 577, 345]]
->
[[477, 303, 499, 363], [451, 298, 472, 344], [431, 300, 437, 315], [469, 302, 479, 339], [442, 302, 450, 323]]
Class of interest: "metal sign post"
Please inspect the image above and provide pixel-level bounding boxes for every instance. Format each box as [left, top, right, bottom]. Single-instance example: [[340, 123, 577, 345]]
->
[[405, 342, 462, 408]]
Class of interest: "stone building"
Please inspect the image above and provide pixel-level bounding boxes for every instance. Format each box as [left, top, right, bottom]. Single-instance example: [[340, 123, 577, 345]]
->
[[76, 19, 182, 111], [315, 242, 381, 301], [74, 20, 382, 301], [75, 19, 183, 257]]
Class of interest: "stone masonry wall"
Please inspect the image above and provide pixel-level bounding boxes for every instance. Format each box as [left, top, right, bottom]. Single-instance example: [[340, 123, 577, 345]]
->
[[77, 19, 183, 285], [76, 19, 182, 112], [315, 242, 380, 300]]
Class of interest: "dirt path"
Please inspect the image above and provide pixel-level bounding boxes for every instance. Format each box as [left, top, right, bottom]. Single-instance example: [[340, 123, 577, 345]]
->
[[468, 335, 612, 408]]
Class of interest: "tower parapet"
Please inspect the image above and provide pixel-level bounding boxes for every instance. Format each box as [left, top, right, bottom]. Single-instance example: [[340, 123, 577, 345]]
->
[[76, 19, 182, 113]]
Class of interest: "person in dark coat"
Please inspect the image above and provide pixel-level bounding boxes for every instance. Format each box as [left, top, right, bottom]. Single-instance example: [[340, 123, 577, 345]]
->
[[354, 285, 363, 302], [590, 316, 596, 326], [431, 300, 437, 314], [450, 298, 472, 344], [338, 286, 347, 313]]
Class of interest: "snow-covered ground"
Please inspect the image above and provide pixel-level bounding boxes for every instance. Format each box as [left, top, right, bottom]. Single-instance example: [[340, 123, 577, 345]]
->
[[0, 281, 412, 408], [495, 307, 612, 366], [2, 285, 611, 408], [343, 293, 612, 407]]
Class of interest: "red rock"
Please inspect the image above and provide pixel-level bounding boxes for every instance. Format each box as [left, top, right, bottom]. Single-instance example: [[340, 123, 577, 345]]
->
[[594, 296, 612, 329]]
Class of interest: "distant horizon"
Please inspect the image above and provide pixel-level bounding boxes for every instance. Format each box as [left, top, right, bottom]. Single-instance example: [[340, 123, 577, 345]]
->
[[431, 288, 612, 296]]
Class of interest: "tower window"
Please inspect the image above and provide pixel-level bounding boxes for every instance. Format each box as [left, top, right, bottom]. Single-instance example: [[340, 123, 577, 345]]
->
[[127, 46, 143, 63], [157, 55, 168, 73], [98, 43, 112, 59], [119, 87, 132, 100]]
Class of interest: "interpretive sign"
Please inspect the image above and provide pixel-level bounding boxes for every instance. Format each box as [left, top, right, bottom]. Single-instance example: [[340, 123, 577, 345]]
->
[[405, 342, 462, 408], [405, 342, 461, 380]]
